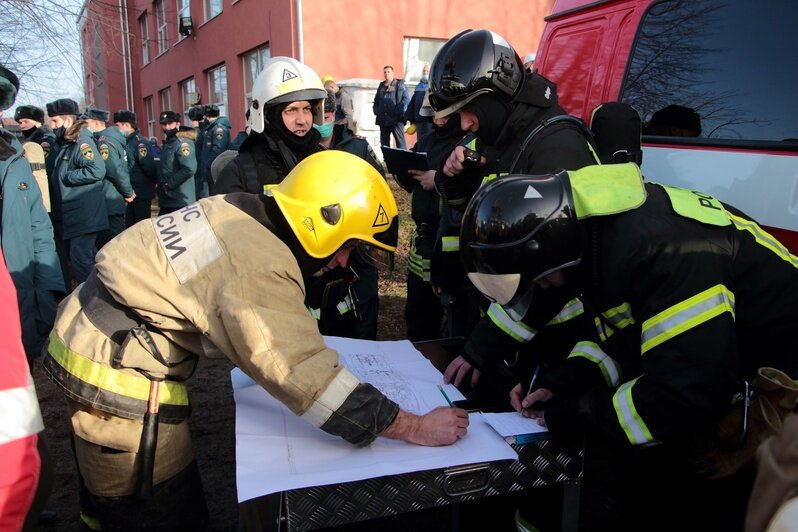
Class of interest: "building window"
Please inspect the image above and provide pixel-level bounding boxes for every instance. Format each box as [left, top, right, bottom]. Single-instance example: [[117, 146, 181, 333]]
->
[[92, 22, 106, 109], [176, 0, 190, 40], [181, 78, 198, 125], [204, 0, 222, 21], [160, 88, 172, 118], [145, 96, 155, 138], [207, 64, 228, 118], [242, 44, 270, 109], [155, 0, 168, 55], [139, 12, 150, 65], [403, 37, 446, 84]]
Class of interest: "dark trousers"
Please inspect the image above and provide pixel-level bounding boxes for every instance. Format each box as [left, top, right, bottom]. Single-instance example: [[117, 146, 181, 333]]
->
[[78, 457, 209, 532], [126, 199, 153, 227], [405, 273, 444, 341], [68, 233, 98, 284], [97, 213, 126, 249], [380, 123, 407, 149], [352, 262, 379, 340], [51, 218, 71, 290]]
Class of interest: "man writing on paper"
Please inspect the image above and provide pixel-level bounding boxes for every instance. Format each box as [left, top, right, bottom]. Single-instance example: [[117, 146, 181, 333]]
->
[[43, 151, 468, 531]]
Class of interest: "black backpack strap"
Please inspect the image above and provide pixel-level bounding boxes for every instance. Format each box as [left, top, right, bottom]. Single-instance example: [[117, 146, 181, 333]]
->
[[509, 115, 597, 173]]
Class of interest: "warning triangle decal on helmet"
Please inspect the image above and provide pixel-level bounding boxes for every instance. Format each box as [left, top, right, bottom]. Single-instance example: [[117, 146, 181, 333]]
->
[[524, 185, 543, 199], [282, 69, 298, 82], [373, 204, 390, 227]]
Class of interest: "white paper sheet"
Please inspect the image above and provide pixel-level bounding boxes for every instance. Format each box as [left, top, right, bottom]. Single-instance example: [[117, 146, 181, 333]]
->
[[481, 412, 549, 437], [233, 337, 518, 503]]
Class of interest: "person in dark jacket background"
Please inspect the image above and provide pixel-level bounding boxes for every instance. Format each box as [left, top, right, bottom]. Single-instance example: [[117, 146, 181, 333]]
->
[[84, 108, 135, 247], [372, 65, 410, 149], [46, 97, 108, 285], [404, 64, 432, 141], [14, 104, 56, 158], [114, 110, 158, 226], [157, 110, 196, 215], [318, 88, 385, 340], [400, 99, 463, 341], [198, 104, 230, 199]]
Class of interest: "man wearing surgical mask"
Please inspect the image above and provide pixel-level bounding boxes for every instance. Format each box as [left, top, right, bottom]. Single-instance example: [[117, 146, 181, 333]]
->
[[317, 88, 385, 340]]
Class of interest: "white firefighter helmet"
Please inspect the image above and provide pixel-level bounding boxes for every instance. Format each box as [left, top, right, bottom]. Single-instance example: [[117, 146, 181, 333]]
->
[[249, 56, 327, 133]]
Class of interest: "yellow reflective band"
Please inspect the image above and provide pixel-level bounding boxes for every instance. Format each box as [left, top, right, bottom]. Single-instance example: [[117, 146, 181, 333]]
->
[[569, 163, 646, 220], [601, 302, 635, 330], [567, 341, 621, 386], [487, 303, 536, 343], [262, 184, 278, 194], [586, 140, 600, 165], [546, 298, 584, 325], [308, 307, 321, 320], [441, 236, 459, 252], [612, 378, 656, 445], [337, 294, 354, 315], [48, 332, 189, 406], [481, 172, 508, 186], [641, 284, 735, 354], [595, 316, 614, 341], [729, 213, 798, 268]]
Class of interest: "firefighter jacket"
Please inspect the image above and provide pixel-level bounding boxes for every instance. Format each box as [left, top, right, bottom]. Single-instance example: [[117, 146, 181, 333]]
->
[[124, 129, 158, 202], [0, 248, 44, 531], [535, 164, 798, 449], [432, 72, 598, 351], [49, 121, 108, 239], [96, 126, 135, 217], [213, 131, 324, 195], [43, 194, 399, 450], [158, 127, 197, 211], [0, 129, 65, 358]]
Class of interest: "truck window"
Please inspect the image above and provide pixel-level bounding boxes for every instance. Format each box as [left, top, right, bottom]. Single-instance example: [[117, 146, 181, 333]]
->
[[620, 0, 797, 145]]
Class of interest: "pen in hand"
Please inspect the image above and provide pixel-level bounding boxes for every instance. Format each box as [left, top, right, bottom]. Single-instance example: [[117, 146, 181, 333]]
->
[[527, 365, 542, 397], [437, 384, 454, 407]]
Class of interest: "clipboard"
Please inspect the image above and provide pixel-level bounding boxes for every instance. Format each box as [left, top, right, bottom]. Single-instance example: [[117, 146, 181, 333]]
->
[[382, 147, 429, 177]]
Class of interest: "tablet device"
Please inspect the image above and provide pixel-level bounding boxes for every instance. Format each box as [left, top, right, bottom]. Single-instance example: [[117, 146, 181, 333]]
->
[[382, 147, 429, 177]]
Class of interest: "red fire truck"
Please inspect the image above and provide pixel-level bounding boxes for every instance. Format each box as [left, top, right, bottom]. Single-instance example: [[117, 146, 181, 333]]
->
[[535, 0, 798, 251]]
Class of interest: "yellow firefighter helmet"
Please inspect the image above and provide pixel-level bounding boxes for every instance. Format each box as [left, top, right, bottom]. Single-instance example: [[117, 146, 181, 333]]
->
[[269, 151, 399, 258]]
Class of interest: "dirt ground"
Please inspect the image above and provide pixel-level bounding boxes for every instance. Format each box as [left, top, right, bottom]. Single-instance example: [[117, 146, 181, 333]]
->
[[25, 181, 487, 531]]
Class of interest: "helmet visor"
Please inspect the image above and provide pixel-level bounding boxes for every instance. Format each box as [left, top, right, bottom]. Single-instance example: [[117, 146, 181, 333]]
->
[[467, 272, 520, 305]]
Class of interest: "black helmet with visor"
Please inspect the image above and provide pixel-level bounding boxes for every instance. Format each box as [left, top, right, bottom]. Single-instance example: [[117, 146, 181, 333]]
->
[[428, 29, 524, 118], [460, 171, 582, 320]]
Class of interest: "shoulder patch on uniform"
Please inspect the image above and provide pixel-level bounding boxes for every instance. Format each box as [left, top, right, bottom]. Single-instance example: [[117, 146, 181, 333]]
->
[[99, 143, 110, 160], [17, 182, 29, 191], [138, 143, 148, 158], [151, 204, 224, 284], [215, 127, 224, 140], [79, 143, 95, 161], [180, 142, 191, 157], [41, 141, 50, 151]]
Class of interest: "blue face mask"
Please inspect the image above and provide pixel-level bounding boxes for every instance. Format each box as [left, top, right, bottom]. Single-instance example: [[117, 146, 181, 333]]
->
[[421, 76, 429, 83], [313, 122, 334, 138]]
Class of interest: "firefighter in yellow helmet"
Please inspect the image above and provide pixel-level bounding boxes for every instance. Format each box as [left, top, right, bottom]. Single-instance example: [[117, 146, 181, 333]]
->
[[43, 150, 469, 531]]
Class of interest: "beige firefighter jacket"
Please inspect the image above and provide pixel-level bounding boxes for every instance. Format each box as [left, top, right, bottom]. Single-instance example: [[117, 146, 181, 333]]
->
[[45, 195, 398, 449]]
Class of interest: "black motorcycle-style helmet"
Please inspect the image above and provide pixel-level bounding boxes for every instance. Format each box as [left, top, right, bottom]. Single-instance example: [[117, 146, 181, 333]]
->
[[460, 171, 582, 320], [428, 29, 524, 118]]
